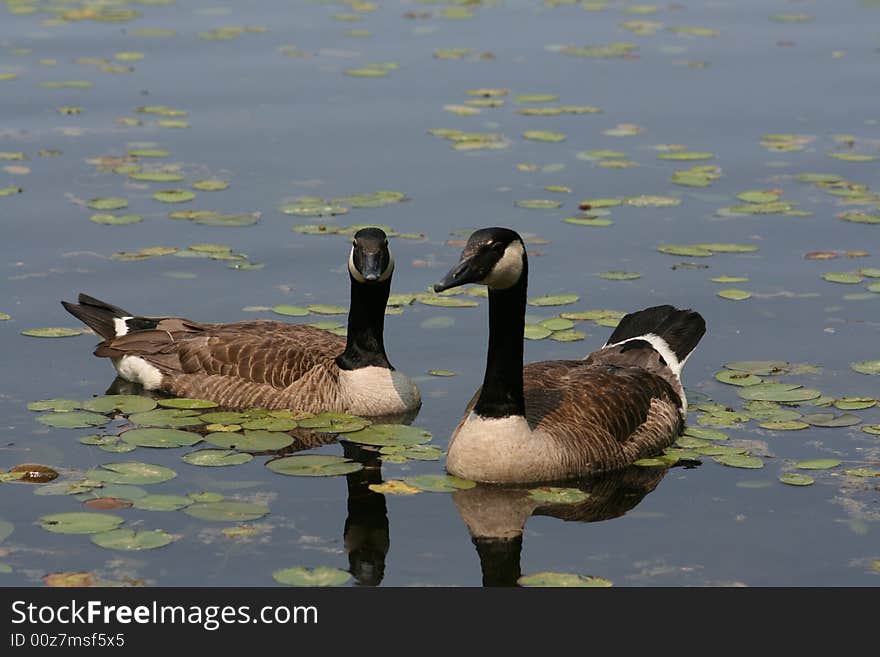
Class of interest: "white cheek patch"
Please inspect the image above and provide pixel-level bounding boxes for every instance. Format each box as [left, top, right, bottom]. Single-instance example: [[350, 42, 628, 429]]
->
[[479, 241, 524, 290]]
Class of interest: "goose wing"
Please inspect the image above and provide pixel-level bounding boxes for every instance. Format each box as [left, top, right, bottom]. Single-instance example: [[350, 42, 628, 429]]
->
[[95, 320, 345, 389]]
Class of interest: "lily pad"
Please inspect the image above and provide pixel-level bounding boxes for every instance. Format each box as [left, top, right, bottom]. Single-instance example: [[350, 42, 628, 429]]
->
[[273, 566, 351, 587], [39, 512, 124, 534], [714, 370, 762, 387], [82, 395, 157, 414], [153, 189, 196, 203], [529, 294, 579, 307], [184, 501, 269, 522], [801, 413, 861, 428], [683, 427, 728, 441], [779, 473, 814, 486], [343, 424, 432, 447], [403, 474, 476, 493], [267, 454, 362, 477], [759, 420, 809, 431], [297, 412, 370, 433], [524, 325, 553, 340], [272, 304, 309, 317], [21, 327, 84, 338], [522, 130, 566, 143], [183, 449, 253, 467], [133, 494, 192, 511], [851, 360, 880, 375], [517, 199, 562, 209], [88, 197, 128, 211], [368, 480, 422, 495], [205, 431, 294, 452], [128, 408, 204, 428], [738, 384, 822, 402], [91, 528, 173, 551], [86, 462, 177, 485], [121, 428, 202, 448], [795, 459, 840, 470], [529, 487, 590, 504], [713, 454, 764, 469], [518, 572, 612, 587], [834, 397, 876, 411], [157, 398, 218, 410], [717, 289, 752, 301]]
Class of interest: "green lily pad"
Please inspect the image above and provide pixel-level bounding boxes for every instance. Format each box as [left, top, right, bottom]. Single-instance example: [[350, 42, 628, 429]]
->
[[656, 245, 713, 257], [713, 454, 764, 469], [711, 275, 748, 284], [342, 424, 432, 447], [21, 327, 84, 338], [88, 197, 128, 211], [675, 436, 712, 449], [272, 304, 309, 317], [779, 473, 814, 486], [157, 398, 218, 410], [714, 370, 762, 386], [39, 512, 124, 534], [518, 572, 612, 587], [737, 384, 822, 402], [633, 457, 669, 467], [86, 462, 177, 485], [204, 430, 294, 452], [795, 459, 841, 470], [37, 411, 109, 429], [91, 528, 173, 551], [550, 329, 585, 342], [528, 487, 590, 504], [802, 413, 861, 428], [524, 325, 553, 340], [90, 213, 143, 225], [725, 361, 789, 375], [522, 130, 566, 143], [625, 195, 681, 208], [539, 318, 575, 331], [82, 395, 157, 414], [296, 412, 370, 433], [403, 474, 476, 493], [121, 428, 202, 448], [657, 152, 714, 161], [844, 468, 879, 478], [153, 189, 196, 203], [273, 566, 351, 587], [517, 199, 563, 209], [415, 294, 479, 308], [717, 289, 752, 301], [266, 454, 362, 477], [378, 444, 444, 461], [28, 398, 81, 412], [851, 360, 880, 375], [683, 427, 728, 441], [823, 272, 862, 284], [192, 179, 229, 191], [599, 271, 641, 281], [528, 294, 579, 307], [834, 397, 875, 411], [184, 501, 269, 522], [133, 494, 192, 511], [759, 420, 809, 431], [307, 304, 347, 315], [183, 449, 253, 467], [128, 408, 204, 428], [737, 190, 781, 203]]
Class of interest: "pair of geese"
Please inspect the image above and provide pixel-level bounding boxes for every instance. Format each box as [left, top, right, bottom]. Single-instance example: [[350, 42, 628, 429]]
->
[[63, 227, 706, 485]]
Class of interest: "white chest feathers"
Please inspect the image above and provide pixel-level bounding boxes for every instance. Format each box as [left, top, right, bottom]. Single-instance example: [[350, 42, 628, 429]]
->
[[446, 413, 562, 484], [337, 366, 421, 416], [113, 355, 163, 390]]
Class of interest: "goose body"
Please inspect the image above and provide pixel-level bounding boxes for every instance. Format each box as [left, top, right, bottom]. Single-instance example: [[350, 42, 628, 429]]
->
[[62, 228, 421, 417], [435, 227, 705, 484]]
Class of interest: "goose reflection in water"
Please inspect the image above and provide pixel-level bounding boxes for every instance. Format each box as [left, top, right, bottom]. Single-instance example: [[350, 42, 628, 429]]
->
[[453, 465, 674, 586]]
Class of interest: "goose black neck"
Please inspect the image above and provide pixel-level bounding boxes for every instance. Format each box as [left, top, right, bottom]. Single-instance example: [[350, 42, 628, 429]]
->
[[336, 276, 393, 370], [473, 258, 527, 418]]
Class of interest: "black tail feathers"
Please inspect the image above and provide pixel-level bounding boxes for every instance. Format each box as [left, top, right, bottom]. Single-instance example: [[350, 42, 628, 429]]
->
[[605, 304, 706, 366], [61, 293, 133, 341]]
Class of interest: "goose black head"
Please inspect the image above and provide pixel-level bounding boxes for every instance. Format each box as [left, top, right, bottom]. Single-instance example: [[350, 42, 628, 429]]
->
[[349, 227, 394, 284], [434, 227, 526, 293]]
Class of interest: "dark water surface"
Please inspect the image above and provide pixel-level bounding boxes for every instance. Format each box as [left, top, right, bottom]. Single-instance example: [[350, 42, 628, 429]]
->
[[1, 0, 878, 586]]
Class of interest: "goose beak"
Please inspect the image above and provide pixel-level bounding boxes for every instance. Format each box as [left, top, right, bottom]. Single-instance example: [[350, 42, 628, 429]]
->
[[434, 256, 479, 293], [359, 251, 383, 282]]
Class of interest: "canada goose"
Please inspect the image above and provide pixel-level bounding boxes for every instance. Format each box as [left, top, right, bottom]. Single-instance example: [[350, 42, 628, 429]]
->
[[62, 227, 421, 417], [453, 466, 668, 586], [434, 227, 706, 484]]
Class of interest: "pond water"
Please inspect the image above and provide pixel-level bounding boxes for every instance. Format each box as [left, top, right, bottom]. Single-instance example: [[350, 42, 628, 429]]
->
[[1, 0, 879, 587]]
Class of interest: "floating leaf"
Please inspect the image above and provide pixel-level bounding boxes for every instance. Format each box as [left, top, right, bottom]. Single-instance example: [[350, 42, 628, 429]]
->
[[91, 528, 173, 551], [779, 473, 814, 486], [518, 572, 612, 587], [725, 361, 789, 375], [128, 408, 203, 428], [184, 501, 269, 522], [403, 474, 476, 493], [795, 459, 841, 470], [759, 420, 809, 431], [844, 468, 879, 478], [272, 304, 309, 317], [133, 494, 192, 511], [822, 272, 862, 284], [183, 449, 253, 467], [266, 454, 362, 477], [802, 413, 861, 428], [717, 289, 752, 301], [157, 398, 218, 410], [153, 190, 195, 203], [86, 462, 176, 485], [82, 395, 157, 414], [39, 512, 124, 535], [307, 304, 347, 315], [368, 480, 421, 495], [599, 271, 640, 281], [529, 487, 590, 504], [273, 567, 351, 587], [21, 327, 84, 338], [714, 370, 762, 386], [342, 424, 432, 447], [522, 130, 566, 143], [524, 325, 553, 340], [656, 245, 712, 257], [851, 359, 880, 375], [205, 430, 294, 452], [528, 294, 579, 307], [626, 195, 681, 208], [683, 427, 728, 441], [713, 454, 764, 469], [738, 384, 822, 402], [37, 411, 109, 429], [517, 199, 562, 209], [121, 428, 202, 448], [88, 197, 128, 211], [192, 179, 229, 191], [835, 397, 876, 411]]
